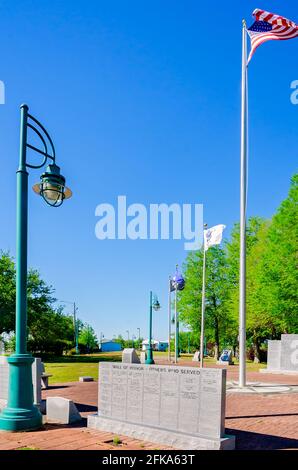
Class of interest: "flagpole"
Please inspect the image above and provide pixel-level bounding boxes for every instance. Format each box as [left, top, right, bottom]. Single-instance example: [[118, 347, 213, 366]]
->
[[239, 19, 248, 388], [200, 224, 207, 368], [168, 276, 172, 362], [174, 275, 178, 364]]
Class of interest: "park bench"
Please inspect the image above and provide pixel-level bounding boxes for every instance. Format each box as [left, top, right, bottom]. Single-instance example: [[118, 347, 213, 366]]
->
[[0, 356, 42, 411]]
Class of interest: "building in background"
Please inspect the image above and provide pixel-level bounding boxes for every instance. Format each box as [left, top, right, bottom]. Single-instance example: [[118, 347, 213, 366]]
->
[[99, 339, 122, 352]]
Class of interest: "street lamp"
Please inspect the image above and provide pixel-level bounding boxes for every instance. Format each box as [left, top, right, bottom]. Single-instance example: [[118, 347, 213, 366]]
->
[[0, 104, 72, 432], [137, 327, 141, 349], [145, 291, 161, 365]]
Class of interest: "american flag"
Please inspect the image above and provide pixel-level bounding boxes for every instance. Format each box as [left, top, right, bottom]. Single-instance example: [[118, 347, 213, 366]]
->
[[247, 8, 298, 63]]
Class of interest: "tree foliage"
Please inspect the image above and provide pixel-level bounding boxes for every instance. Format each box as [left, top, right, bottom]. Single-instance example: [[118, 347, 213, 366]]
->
[[178, 174, 298, 361], [0, 253, 81, 355]]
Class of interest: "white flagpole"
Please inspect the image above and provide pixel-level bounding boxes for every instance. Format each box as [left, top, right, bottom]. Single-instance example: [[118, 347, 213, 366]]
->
[[200, 224, 207, 368], [168, 276, 172, 362], [239, 20, 248, 388]]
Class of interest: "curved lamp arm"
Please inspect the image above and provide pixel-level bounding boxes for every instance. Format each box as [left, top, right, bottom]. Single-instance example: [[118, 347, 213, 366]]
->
[[20, 104, 56, 170]]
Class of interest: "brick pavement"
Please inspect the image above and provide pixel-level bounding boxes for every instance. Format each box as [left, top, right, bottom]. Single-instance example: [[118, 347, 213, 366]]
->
[[0, 364, 297, 451]]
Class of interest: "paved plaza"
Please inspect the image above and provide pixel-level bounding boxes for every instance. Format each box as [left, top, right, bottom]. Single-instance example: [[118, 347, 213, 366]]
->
[[0, 362, 297, 451]]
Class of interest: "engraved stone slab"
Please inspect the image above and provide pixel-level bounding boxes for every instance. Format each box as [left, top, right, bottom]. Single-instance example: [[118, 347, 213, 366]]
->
[[140, 351, 147, 364], [122, 348, 140, 364], [88, 363, 234, 449], [46, 397, 82, 424], [267, 340, 281, 370], [192, 351, 200, 362], [280, 334, 298, 372], [0, 356, 41, 405], [79, 376, 94, 382]]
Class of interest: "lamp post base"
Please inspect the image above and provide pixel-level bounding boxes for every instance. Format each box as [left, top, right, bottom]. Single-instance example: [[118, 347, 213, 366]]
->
[[0, 354, 42, 432], [145, 348, 155, 365], [0, 406, 42, 432]]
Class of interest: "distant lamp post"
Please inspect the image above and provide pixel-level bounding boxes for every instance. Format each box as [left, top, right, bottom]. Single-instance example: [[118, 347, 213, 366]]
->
[[0, 104, 72, 432], [58, 300, 79, 355], [137, 327, 141, 349], [145, 291, 161, 365]]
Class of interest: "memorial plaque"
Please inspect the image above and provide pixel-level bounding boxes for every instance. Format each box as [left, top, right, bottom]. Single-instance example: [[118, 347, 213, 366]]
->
[[0, 356, 41, 405], [267, 340, 281, 370], [280, 334, 298, 372], [122, 348, 140, 364], [93, 363, 228, 443], [261, 335, 298, 375], [192, 350, 200, 362], [140, 351, 147, 364]]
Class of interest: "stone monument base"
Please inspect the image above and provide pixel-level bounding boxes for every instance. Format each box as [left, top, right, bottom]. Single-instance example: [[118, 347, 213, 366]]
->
[[260, 368, 298, 376], [88, 414, 235, 450]]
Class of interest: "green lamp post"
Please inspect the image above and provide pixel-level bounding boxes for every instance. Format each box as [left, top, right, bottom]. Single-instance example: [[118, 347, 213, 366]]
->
[[145, 291, 161, 365], [0, 104, 72, 432]]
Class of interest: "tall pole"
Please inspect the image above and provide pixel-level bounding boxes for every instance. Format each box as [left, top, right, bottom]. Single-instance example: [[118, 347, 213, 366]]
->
[[137, 327, 141, 348], [145, 291, 154, 364], [0, 105, 42, 431], [168, 276, 172, 362], [239, 20, 248, 388], [174, 285, 178, 364], [200, 240, 207, 368]]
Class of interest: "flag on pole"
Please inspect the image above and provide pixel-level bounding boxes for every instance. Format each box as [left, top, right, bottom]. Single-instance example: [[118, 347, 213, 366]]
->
[[204, 224, 226, 251], [171, 267, 185, 291], [247, 8, 298, 63]]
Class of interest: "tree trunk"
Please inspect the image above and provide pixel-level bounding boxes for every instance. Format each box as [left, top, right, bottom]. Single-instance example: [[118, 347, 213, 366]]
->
[[252, 333, 261, 363]]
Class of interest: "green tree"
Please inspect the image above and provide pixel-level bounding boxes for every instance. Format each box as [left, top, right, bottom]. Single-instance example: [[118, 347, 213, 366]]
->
[[0, 252, 16, 334], [178, 245, 230, 359], [79, 324, 98, 353], [0, 252, 80, 355], [250, 174, 298, 344], [225, 216, 268, 359]]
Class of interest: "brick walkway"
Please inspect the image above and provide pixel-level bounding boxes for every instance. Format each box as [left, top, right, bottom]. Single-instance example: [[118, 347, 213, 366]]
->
[[0, 364, 297, 451]]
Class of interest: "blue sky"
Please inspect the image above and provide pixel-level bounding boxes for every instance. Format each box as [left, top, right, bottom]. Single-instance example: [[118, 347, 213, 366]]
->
[[0, 1, 297, 341]]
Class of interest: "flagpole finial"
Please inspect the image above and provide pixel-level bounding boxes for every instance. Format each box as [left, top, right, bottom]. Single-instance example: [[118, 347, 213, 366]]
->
[[242, 19, 247, 28]]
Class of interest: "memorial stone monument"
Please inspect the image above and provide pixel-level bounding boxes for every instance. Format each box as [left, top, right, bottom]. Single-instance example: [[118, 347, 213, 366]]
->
[[0, 356, 42, 411], [261, 334, 298, 375], [88, 363, 235, 450], [140, 351, 147, 364], [192, 350, 200, 362], [122, 348, 140, 364], [46, 397, 82, 424]]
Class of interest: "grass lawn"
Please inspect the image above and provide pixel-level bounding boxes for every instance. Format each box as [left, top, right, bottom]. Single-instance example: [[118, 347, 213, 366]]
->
[[44, 351, 266, 383], [44, 352, 122, 383]]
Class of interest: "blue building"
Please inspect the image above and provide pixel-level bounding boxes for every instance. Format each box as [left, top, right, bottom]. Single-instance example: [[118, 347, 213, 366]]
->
[[100, 339, 122, 352]]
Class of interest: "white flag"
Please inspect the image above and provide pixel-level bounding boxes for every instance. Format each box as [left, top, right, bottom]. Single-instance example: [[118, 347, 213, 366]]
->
[[204, 224, 226, 251]]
